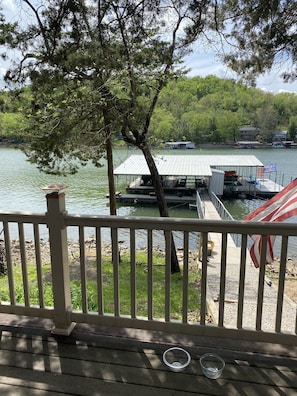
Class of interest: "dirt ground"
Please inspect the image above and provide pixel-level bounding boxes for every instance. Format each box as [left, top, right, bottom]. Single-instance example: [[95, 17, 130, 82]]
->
[[266, 259, 297, 303]]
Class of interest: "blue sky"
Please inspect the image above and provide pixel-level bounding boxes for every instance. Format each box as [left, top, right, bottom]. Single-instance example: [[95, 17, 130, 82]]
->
[[1, 0, 297, 94]]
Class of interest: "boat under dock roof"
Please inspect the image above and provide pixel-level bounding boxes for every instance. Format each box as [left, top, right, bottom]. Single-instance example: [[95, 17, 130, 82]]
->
[[114, 154, 264, 177]]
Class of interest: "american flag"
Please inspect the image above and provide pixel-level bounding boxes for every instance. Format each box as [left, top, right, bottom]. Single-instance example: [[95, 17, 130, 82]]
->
[[263, 163, 277, 173], [244, 178, 297, 268]]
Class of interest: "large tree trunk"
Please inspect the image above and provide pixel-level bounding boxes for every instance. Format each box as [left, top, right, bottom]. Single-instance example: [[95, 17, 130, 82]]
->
[[141, 145, 180, 273], [104, 116, 121, 262], [106, 132, 117, 216], [103, 108, 117, 216]]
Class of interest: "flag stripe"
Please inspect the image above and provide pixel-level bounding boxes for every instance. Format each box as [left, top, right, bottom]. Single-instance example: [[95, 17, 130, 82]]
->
[[244, 178, 297, 221], [244, 178, 297, 268]]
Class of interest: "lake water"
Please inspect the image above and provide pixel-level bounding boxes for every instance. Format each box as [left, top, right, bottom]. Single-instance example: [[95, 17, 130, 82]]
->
[[1, 146, 297, 252], [0, 146, 199, 244], [1, 145, 296, 217]]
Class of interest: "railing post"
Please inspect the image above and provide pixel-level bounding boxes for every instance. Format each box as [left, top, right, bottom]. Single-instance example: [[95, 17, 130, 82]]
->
[[43, 184, 75, 335]]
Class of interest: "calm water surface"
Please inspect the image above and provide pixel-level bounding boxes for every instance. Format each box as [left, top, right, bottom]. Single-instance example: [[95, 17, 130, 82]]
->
[[1, 146, 297, 250], [1, 146, 297, 216], [0, 147, 198, 242]]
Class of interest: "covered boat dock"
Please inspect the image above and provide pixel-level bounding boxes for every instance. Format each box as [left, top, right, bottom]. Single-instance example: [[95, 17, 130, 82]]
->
[[113, 154, 283, 204]]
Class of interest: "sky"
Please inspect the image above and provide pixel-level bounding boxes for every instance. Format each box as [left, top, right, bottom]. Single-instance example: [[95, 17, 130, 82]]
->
[[1, 0, 297, 95], [185, 48, 297, 95]]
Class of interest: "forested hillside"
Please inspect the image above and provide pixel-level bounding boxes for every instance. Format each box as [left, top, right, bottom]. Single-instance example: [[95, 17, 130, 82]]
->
[[150, 76, 297, 144], [0, 87, 30, 144], [1, 76, 297, 145]]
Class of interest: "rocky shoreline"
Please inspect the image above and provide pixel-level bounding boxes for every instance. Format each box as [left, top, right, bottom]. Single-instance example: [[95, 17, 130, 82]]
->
[[2, 238, 199, 270]]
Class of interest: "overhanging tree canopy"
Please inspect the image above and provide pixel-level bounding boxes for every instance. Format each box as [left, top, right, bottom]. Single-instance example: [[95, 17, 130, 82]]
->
[[1, 0, 217, 273], [219, 0, 297, 84]]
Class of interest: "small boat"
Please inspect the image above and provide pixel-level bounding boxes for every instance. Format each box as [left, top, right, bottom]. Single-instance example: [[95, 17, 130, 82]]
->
[[282, 140, 294, 148], [163, 141, 195, 149], [272, 142, 283, 148]]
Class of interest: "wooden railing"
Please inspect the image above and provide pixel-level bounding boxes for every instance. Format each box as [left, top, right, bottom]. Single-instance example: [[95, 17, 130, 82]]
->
[[210, 192, 234, 221], [0, 190, 296, 345]]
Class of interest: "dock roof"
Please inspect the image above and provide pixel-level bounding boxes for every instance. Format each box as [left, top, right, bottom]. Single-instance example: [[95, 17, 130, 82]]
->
[[114, 154, 263, 176]]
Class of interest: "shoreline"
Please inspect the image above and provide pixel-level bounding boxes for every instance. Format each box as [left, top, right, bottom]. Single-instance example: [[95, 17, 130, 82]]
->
[[2, 141, 297, 150]]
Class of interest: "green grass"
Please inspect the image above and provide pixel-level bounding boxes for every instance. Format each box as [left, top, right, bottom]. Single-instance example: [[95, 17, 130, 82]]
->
[[0, 264, 54, 306], [0, 251, 201, 320]]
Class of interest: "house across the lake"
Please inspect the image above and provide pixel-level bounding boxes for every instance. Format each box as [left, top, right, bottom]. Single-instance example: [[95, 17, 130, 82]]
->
[[239, 126, 258, 141]]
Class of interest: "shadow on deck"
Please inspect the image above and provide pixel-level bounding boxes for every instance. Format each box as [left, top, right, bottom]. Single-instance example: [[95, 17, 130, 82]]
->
[[0, 315, 296, 395]]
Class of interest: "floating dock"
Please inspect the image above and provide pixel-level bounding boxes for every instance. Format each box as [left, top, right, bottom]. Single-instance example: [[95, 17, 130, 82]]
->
[[224, 178, 283, 198], [114, 154, 283, 205], [115, 177, 283, 205], [115, 193, 196, 206]]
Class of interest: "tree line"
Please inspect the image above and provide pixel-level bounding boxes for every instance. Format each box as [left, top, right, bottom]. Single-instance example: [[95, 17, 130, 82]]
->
[[1, 75, 297, 145], [151, 76, 297, 144]]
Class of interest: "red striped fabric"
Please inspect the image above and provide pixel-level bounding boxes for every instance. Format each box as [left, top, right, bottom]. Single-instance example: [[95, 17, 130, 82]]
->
[[244, 178, 297, 268]]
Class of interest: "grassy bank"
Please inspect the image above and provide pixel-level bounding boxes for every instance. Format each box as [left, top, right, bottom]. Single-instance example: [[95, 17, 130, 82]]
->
[[0, 250, 201, 321]]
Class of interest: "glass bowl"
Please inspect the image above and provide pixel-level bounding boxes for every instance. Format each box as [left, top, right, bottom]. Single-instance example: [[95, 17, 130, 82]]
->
[[162, 347, 191, 372], [200, 353, 225, 379]]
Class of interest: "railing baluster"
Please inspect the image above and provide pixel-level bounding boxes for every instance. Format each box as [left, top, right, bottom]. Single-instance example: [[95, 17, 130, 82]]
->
[[164, 230, 171, 322], [182, 231, 189, 324], [218, 233, 227, 327], [147, 230, 153, 320], [112, 228, 120, 317], [237, 233, 248, 329], [79, 226, 88, 313], [130, 229, 136, 319], [1, 204, 297, 342], [3, 222, 15, 304], [18, 223, 30, 306], [200, 231, 208, 325], [275, 235, 288, 333], [256, 235, 268, 331], [33, 224, 44, 308], [96, 227, 103, 315]]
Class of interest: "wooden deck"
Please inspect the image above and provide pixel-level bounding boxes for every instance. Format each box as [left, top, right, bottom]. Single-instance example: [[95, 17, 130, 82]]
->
[[0, 315, 296, 395]]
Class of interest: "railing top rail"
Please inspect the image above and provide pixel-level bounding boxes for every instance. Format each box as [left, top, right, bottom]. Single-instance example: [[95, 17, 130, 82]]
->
[[1, 209, 296, 237], [64, 213, 297, 236], [0, 211, 46, 224]]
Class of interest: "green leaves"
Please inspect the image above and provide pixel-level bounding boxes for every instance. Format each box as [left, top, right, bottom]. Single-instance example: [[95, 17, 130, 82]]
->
[[221, 0, 297, 83]]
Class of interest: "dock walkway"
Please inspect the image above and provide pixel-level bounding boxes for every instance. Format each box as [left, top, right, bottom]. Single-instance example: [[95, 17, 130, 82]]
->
[[202, 196, 296, 332]]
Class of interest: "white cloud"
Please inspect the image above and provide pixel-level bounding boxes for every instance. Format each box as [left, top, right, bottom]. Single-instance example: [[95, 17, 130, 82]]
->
[[1, 0, 17, 17], [185, 50, 297, 94]]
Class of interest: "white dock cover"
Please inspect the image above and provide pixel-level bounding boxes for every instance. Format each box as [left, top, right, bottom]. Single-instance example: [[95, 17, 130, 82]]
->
[[114, 155, 263, 177]]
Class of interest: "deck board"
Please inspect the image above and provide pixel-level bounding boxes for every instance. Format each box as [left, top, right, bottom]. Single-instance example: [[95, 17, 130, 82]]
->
[[0, 318, 296, 395]]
